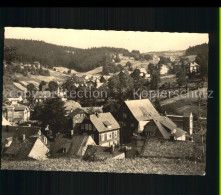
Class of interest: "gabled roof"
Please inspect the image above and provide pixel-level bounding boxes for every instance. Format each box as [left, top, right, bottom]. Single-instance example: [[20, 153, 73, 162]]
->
[[14, 105, 29, 111], [4, 137, 38, 160], [2, 116, 11, 126], [89, 112, 120, 132], [83, 145, 124, 161], [124, 99, 185, 139], [81, 107, 103, 114], [50, 134, 95, 157], [125, 99, 159, 121]]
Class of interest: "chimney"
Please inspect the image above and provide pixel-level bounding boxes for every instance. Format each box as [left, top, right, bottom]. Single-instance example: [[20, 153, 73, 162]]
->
[[43, 136, 47, 145], [22, 134, 25, 141]]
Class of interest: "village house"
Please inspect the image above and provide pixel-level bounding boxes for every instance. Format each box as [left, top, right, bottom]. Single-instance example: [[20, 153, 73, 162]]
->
[[33, 61, 41, 69], [83, 145, 125, 162], [1, 125, 46, 155], [79, 112, 120, 147], [3, 135, 49, 160], [50, 134, 96, 158], [34, 91, 52, 103], [160, 64, 170, 75], [7, 95, 23, 105], [68, 106, 103, 134], [2, 104, 30, 124], [119, 99, 187, 143], [189, 62, 200, 73], [64, 100, 81, 115]]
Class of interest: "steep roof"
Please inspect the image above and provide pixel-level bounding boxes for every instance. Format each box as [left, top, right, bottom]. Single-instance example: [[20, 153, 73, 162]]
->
[[2, 116, 11, 126], [124, 99, 185, 139], [50, 134, 94, 157], [89, 112, 120, 132], [4, 137, 38, 160], [125, 99, 159, 121], [83, 145, 124, 161]]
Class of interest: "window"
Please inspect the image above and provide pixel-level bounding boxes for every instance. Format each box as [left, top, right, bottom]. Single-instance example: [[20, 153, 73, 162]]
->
[[114, 131, 117, 138], [109, 133, 112, 139], [100, 134, 105, 141], [112, 132, 114, 138], [123, 113, 127, 118], [89, 124, 92, 130], [85, 124, 88, 130], [81, 124, 84, 130], [131, 123, 134, 127]]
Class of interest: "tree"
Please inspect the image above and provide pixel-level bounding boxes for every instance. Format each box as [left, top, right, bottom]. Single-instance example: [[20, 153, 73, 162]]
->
[[176, 68, 187, 87], [26, 83, 37, 106], [148, 63, 155, 75], [130, 69, 143, 90], [39, 81, 47, 91], [154, 98, 162, 113], [159, 56, 170, 64], [115, 57, 121, 63], [48, 81, 58, 92], [33, 98, 68, 135], [4, 46, 18, 64], [150, 70, 160, 90], [195, 52, 208, 78], [143, 54, 153, 61], [102, 65, 110, 75]]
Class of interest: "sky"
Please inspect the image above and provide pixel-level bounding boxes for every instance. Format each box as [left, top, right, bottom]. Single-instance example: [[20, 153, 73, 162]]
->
[[5, 27, 209, 53]]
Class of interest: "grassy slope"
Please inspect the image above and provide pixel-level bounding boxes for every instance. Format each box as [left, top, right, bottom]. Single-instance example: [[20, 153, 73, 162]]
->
[[1, 157, 205, 175]]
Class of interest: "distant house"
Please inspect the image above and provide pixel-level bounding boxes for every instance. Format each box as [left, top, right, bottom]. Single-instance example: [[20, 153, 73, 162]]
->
[[34, 91, 51, 103], [69, 106, 103, 133], [80, 112, 120, 147], [33, 61, 41, 68], [100, 75, 111, 83], [2, 126, 43, 148], [64, 100, 81, 115], [189, 62, 200, 73], [169, 56, 175, 62], [81, 75, 89, 80], [50, 134, 96, 158], [2, 104, 30, 124], [119, 99, 187, 143], [3, 136, 49, 160], [7, 96, 23, 105], [83, 145, 125, 161], [160, 64, 170, 75]]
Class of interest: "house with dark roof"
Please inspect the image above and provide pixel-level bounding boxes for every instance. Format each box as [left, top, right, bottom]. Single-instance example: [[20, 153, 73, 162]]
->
[[69, 106, 103, 133], [64, 100, 81, 115], [50, 134, 96, 158], [119, 99, 187, 143], [1, 125, 44, 149], [79, 112, 120, 147], [3, 136, 49, 160], [83, 145, 125, 161]]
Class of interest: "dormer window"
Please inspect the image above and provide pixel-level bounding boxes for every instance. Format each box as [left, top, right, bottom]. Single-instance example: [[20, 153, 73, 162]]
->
[[103, 121, 112, 128]]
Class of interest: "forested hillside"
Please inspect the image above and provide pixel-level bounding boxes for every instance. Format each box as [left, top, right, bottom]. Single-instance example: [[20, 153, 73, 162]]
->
[[185, 43, 208, 56], [4, 39, 130, 72]]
